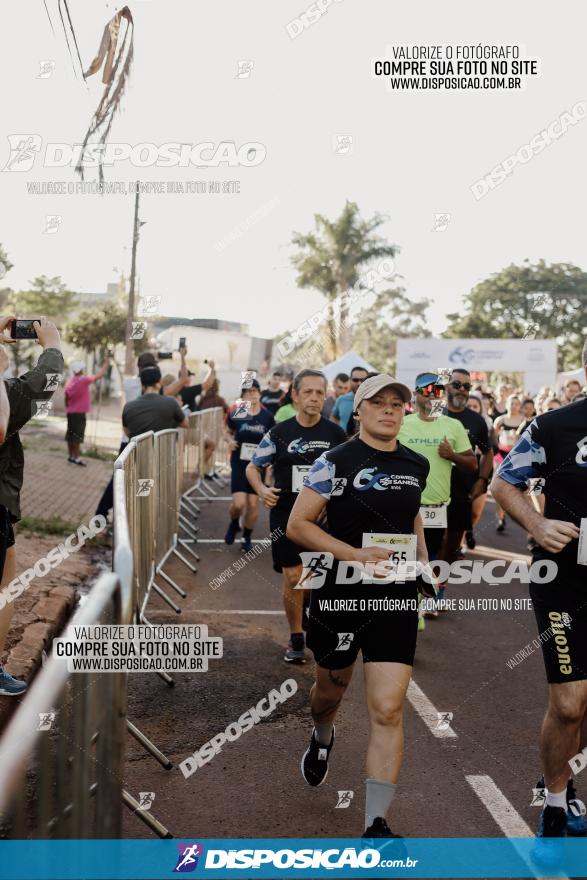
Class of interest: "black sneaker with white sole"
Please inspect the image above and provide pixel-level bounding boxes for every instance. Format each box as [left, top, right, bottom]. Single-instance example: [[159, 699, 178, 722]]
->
[[284, 633, 306, 664], [301, 727, 335, 786]]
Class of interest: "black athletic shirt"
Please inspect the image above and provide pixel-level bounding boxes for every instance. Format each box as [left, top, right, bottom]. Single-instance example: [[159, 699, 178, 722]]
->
[[251, 416, 346, 513], [305, 437, 429, 592], [448, 407, 490, 500], [259, 389, 284, 416], [225, 405, 274, 465], [180, 383, 203, 411], [497, 399, 587, 591]]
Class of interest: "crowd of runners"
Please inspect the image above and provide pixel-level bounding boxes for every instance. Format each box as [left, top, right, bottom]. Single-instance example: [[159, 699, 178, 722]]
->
[[218, 351, 587, 844]]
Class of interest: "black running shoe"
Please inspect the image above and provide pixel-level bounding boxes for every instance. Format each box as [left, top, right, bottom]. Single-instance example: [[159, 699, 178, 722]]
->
[[566, 779, 587, 836], [537, 805, 567, 837], [284, 633, 306, 664], [496, 516, 506, 533], [300, 727, 335, 786], [224, 520, 241, 545], [532, 805, 567, 868], [363, 817, 402, 838], [465, 529, 476, 549]]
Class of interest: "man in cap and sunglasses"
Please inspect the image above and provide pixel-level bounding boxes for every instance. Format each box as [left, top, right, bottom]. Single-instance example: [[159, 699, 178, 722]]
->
[[398, 372, 475, 577], [288, 374, 433, 839], [444, 369, 494, 581]]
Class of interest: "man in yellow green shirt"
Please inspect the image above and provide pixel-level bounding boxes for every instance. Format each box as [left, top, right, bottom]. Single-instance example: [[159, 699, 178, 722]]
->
[[398, 372, 476, 561]]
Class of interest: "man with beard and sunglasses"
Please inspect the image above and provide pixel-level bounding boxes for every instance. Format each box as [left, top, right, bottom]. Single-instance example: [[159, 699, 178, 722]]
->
[[443, 369, 494, 586]]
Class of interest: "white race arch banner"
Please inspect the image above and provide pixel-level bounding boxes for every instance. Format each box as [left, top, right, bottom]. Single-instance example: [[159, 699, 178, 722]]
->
[[396, 338, 557, 395]]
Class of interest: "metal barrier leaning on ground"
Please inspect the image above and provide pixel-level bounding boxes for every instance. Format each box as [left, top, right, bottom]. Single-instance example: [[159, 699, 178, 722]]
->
[[0, 571, 173, 839]]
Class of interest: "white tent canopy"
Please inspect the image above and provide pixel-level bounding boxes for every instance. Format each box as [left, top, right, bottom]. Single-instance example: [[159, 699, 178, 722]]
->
[[321, 351, 377, 384]]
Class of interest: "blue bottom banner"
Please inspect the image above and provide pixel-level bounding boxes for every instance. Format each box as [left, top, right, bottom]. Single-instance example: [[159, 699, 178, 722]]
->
[[0, 838, 586, 878]]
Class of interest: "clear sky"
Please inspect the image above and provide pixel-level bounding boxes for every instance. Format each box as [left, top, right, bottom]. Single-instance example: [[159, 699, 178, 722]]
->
[[1, 0, 585, 341]]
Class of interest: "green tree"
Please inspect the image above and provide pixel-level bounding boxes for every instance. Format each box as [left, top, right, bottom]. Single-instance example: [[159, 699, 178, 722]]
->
[[67, 302, 150, 361], [274, 286, 430, 375], [291, 201, 399, 356], [0, 243, 13, 279], [10, 276, 79, 374], [352, 286, 431, 373], [15, 276, 78, 327], [443, 260, 587, 370]]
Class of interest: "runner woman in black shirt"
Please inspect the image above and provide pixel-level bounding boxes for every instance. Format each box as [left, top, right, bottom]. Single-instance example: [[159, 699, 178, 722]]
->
[[492, 339, 587, 839], [246, 370, 346, 663], [287, 374, 430, 838], [224, 379, 274, 553]]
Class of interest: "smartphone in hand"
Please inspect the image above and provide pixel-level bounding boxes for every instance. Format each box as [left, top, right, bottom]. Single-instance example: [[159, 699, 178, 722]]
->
[[10, 319, 40, 340]]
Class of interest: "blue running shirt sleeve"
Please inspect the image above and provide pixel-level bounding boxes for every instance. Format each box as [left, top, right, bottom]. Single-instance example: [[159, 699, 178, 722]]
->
[[496, 420, 547, 488], [250, 431, 276, 468], [304, 453, 336, 498]]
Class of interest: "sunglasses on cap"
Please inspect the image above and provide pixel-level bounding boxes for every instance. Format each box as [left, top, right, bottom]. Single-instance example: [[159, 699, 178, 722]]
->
[[418, 383, 445, 398], [449, 380, 472, 391], [415, 373, 445, 397]]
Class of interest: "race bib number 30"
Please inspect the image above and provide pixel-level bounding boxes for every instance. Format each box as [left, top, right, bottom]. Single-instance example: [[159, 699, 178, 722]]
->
[[292, 465, 312, 493], [419, 504, 447, 528], [361, 533, 417, 562], [240, 442, 258, 462]]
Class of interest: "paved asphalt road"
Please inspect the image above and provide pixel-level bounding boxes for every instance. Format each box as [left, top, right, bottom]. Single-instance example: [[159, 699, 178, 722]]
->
[[122, 483, 563, 864]]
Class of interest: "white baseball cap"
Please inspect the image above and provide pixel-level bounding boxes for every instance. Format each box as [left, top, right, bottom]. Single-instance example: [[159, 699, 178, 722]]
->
[[70, 360, 85, 374], [354, 373, 412, 410]]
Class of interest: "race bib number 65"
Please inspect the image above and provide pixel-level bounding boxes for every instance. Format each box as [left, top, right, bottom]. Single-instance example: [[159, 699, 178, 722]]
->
[[361, 533, 417, 562]]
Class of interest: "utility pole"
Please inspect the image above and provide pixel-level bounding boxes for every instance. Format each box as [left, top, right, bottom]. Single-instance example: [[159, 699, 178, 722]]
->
[[124, 183, 141, 375]]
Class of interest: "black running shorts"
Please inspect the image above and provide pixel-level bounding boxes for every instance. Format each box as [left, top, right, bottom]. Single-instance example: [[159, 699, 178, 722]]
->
[[424, 526, 445, 560], [306, 584, 419, 670], [269, 507, 303, 573], [230, 460, 257, 495], [446, 497, 472, 531], [530, 588, 587, 683]]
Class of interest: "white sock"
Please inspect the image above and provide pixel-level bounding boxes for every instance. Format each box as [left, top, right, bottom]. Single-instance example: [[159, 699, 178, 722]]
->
[[365, 778, 396, 830], [545, 789, 568, 810]]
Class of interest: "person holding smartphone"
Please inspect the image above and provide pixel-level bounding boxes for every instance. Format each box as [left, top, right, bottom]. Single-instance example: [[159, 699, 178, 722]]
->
[[0, 316, 63, 695]]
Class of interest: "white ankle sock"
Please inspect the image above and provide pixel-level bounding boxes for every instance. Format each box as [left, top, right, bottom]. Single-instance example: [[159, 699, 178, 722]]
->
[[545, 789, 567, 810]]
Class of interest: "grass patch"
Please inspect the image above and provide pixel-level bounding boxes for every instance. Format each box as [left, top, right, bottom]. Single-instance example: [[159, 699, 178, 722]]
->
[[83, 445, 117, 462], [17, 516, 80, 537]]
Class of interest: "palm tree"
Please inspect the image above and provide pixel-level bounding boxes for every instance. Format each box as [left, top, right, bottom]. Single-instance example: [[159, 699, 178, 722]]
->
[[291, 202, 399, 357]]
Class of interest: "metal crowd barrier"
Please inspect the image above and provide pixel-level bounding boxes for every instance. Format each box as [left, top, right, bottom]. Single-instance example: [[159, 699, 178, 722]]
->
[[0, 410, 234, 842], [0, 572, 133, 839], [187, 407, 232, 503], [113, 427, 201, 630]]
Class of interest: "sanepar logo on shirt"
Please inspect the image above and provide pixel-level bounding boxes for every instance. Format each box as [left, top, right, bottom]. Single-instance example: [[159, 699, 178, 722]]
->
[[287, 438, 331, 454], [353, 468, 421, 492]]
